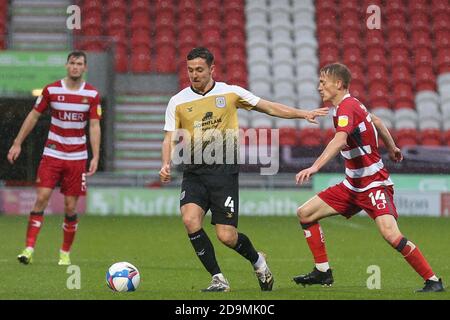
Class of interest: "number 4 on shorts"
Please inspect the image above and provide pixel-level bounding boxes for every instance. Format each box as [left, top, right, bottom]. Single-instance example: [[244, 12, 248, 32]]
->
[[224, 196, 235, 213]]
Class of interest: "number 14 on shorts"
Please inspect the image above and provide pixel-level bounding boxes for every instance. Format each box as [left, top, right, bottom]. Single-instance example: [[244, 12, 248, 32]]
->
[[368, 190, 387, 209], [224, 196, 235, 213]]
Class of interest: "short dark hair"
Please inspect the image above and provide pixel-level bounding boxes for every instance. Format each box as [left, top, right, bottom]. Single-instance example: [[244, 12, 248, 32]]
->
[[187, 47, 214, 67], [67, 50, 87, 64], [320, 63, 351, 89]]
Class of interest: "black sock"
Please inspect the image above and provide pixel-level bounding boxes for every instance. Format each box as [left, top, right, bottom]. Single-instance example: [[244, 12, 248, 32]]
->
[[188, 229, 221, 276], [233, 233, 259, 265]]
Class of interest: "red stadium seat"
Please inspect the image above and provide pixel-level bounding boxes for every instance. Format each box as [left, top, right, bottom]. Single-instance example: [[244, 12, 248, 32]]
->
[[155, 10, 175, 30], [340, 10, 362, 32], [341, 29, 363, 51], [318, 13, 338, 32], [433, 13, 450, 33], [316, 0, 338, 14], [390, 47, 412, 69], [385, 0, 406, 16], [200, 0, 221, 15], [436, 48, 450, 74], [411, 31, 432, 50], [201, 14, 222, 30], [350, 81, 366, 102], [368, 65, 388, 85], [342, 47, 364, 69], [106, 11, 127, 30], [279, 128, 299, 146], [299, 128, 322, 147], [203, 28, 222, 47], [155, 46, 177, 73], [367, 47, 388, 67], [391, 66, 413, 87], [225, 46, 246, 64], [130, 29, 151, 50], [130, 47, 152, 73], [431, 0, 450, 18], [421, 129, 443, 146], [223, 0, 244, 12], [130, 0, 151, 15], [225, 9, 245, 27], [409, 0, 429, 15], [81, 0, 102, 13], [342, 0, 361, 14], [388, 30, 409, 50], [106, 0, 127, 13], [365, 30, 385, 49], [178, 0, 197, 12], [318, 29, 339, 51], [435, 30, 450, 50], [225, 29, 246, 47], [368, 82, 389, 105], [386, 12, 407, 33], [409, 12, 430, 33], [130, 11, 152, 32], [393, 83, 414, 110], [349, 64, 365, 85], [396, 129, 419, 148], [178, 11, 198, 30], [155, 0, 174, 12], [414, 47, 433, 67], [154, 28, 176, 47], [415, 65, 436, 91], [319, 46, 340, 67]]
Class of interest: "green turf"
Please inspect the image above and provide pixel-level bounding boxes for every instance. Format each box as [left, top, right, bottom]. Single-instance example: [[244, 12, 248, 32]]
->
[[0, 215, 449, 300]]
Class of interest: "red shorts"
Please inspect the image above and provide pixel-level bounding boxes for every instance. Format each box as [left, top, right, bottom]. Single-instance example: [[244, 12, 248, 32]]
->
[[318, 182, 398, 220], [36, 156, 87, 196]]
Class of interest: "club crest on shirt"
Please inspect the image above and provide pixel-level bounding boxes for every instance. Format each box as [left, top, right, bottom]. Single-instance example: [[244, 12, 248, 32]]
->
[[57, 95, 65, 102], [215, 96, 226, 108], [338, 115, 349, 127], [82, 97, 89, 104]]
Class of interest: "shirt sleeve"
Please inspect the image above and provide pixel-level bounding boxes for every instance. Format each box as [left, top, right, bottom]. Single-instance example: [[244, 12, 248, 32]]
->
[[335, 101, 356, 135], [33, 86, 50, 113], [89, 93, 102, 120], [231, 85, 261, 110], [163, 97, 177, 131]]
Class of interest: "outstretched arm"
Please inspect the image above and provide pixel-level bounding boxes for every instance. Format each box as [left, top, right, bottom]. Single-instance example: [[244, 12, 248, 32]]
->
[[371, 114, 403, 162], [7, 109, 41, 164], [296, 131, 348, 185], [254, 99, 329, 124]]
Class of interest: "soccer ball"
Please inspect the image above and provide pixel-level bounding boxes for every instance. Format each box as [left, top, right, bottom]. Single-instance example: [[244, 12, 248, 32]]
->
[[106, 262, 140, 292]]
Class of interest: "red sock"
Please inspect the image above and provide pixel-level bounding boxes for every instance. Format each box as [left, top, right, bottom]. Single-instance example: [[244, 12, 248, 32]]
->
[[393, 236, 434, 280], [301, 222, 328, 263], [26, 212, 44, 248], [61, 215, 78, 252]]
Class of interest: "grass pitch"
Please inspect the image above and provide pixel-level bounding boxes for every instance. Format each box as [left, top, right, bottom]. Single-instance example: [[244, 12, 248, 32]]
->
[[0, 215, 449, 300]]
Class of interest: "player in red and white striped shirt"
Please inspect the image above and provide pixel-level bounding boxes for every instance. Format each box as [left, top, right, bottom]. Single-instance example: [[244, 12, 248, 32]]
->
[[292, 63, 444, 292], [7, 51, 102, 266]]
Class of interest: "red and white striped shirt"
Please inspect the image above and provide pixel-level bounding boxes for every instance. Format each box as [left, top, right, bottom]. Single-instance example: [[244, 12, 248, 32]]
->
[[333, 94, 393, 192], [34, 79, 101, 161]]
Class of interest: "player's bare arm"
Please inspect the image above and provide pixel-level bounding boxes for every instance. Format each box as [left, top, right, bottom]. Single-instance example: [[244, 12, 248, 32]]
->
[[7, 109, 42, 164], [160, 131, 173, 183], [87, 119, 101, 176], [371, 113, 403, 163], [254, 99, 329, 124], [296, 131, 348, 185]]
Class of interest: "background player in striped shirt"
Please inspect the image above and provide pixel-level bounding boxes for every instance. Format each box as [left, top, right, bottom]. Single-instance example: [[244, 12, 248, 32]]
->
[[7, 51, 102, 266], [293, 63, 444, 293]]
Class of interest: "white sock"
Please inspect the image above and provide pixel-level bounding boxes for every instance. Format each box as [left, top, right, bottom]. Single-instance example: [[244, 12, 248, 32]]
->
[[253, 253, 266, 270], [428, 275, 439, 282], [26, 246, 34, 252], [315, 262, 330, 272]]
